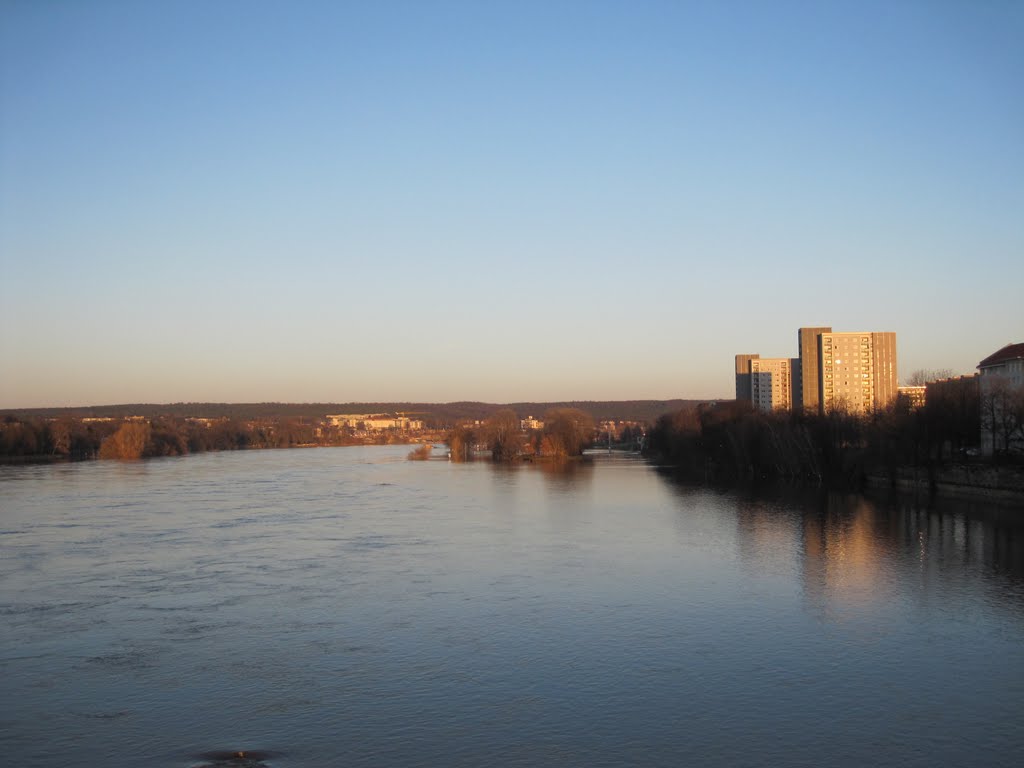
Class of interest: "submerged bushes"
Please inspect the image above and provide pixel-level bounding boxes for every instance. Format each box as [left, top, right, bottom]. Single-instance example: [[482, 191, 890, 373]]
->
[[406, 444, 433, 461]]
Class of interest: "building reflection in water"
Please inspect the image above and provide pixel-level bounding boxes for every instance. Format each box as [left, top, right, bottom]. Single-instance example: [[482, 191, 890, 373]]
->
[[797, 490, 1024, 616], [535, 455, 596, 492], [484, 455, 597, 494], [799, 493, 888, 615], [658, 472, 1024, 617]]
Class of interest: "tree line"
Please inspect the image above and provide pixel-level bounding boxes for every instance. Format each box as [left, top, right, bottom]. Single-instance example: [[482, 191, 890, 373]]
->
[[644, 383, 1020, 489], [3, 399, 697, 428], [0, 415, 411, 462]]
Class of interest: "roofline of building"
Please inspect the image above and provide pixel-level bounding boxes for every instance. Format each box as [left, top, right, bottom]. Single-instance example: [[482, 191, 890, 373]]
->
[[977, 342, 1024, 369]]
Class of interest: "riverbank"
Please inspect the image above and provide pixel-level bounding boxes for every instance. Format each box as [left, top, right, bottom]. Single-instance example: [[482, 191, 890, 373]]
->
[[0, 437, 429, 466], [643, 401, 1024, 507], [650, 456, 1024, 506], [867, 463, 1024, 503]]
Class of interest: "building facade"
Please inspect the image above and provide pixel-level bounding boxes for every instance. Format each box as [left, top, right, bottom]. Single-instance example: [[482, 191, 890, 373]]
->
[[926, 374, 980, 458], [735, 354, 760, 402], [818, 331, 898, 415], [326, 414, 424, 432], [750, 357, 793, 412], [978, 343, 1024, 388], [521, 416, 544, 431], [871, 331, 898, 408], [796, 326, 831, 412], [735, 326, 897, 415], [897, 386, 926, 410]]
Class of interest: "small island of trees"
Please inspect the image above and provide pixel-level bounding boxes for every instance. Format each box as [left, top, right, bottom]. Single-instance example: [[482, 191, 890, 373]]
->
[[446, 407, 596, 462]]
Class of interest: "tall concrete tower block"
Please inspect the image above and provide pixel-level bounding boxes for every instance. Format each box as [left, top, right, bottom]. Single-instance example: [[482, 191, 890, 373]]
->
[[735, 354, 760, 402], [796, 327, 831, 412], [750, 358, 793, 411], [817, 331, 898, 414], [871, 332, 898, 409]]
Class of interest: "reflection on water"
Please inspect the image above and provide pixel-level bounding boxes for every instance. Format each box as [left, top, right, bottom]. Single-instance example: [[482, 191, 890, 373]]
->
[[485, 455, 597, 490], [658, 470, 1024, 602], [2, 447, 1023, 768], [193, 750, 280, 768], [533, 456, 596, 487]]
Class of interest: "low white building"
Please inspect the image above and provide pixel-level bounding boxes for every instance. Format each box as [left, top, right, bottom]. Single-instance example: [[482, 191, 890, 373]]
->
[[326, 414, 424, 432]]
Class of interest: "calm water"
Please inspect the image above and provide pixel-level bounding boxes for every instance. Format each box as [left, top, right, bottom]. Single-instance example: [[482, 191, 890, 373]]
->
[[2, 446, 1023, 767]]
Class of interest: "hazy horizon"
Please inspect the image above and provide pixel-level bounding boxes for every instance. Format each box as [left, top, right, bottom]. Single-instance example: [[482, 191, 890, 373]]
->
[[1, 395, 706, 414], [2, 1, 1022, 409]]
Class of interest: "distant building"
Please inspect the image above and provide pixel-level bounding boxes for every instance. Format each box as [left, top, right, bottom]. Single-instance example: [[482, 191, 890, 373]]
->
[[926, 374, 980, 457], [979, 343, 1024, 388], [521, 416, 544, 430], [977, 342, 1024, 455], [897, 386, 926, 410], [796, 326, 831, 412], [326, 414, 424, 432], [735, 354, 760, 402], [871, 332, 899, 408], [818, 331, 898, 415], [750, 357, 793, 412], [737, 327, 897, 415], [926, 374, 979, 406]]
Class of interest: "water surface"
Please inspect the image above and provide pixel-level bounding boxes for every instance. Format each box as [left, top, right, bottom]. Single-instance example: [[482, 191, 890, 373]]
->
[[2, 446, 1023, 766]]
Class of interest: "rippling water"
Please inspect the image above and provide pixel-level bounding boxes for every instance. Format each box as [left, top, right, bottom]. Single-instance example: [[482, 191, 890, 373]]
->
[[2, 446, 1023, 767]]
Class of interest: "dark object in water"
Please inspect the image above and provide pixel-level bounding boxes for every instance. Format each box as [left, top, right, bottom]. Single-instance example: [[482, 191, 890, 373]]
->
[[193, 749, 280, 767]]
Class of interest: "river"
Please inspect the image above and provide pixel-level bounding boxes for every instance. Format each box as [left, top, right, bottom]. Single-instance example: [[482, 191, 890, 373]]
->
[[2, 445, 1023, 767]]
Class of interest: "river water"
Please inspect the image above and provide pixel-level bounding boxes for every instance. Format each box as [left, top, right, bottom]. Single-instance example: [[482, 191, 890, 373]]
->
[[1, 445, 1023, 767]]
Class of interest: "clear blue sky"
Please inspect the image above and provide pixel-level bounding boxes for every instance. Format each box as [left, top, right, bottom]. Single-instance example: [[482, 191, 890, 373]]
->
[[2, 0, 1021, 408]]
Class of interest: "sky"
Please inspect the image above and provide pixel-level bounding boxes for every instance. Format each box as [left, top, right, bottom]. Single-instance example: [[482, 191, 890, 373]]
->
[[1, 0, 1022, 408]]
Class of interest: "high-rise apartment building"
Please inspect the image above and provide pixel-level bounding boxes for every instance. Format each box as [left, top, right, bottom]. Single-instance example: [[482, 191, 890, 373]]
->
[[750, 357, 793, 412], [796, 326, 831, 411], [871, 331, 898, 407], [818, 331, 898, 414], [736, 327, 897, 415]]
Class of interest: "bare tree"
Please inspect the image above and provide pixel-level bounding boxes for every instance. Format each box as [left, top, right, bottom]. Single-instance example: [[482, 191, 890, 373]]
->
[[540, 408, 595, 457], [49, 419, 72, 455], [906, 368, 955, 386], [483, 409, 523, 461], [445, 425, 476, 462], [981, 377, 1024, 455]]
